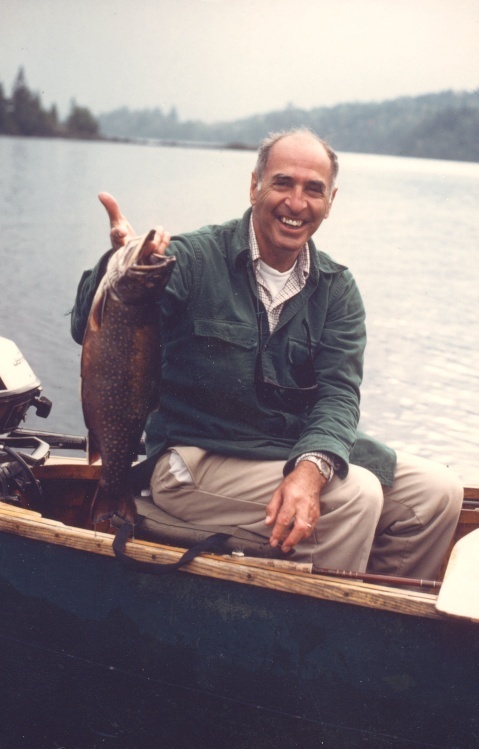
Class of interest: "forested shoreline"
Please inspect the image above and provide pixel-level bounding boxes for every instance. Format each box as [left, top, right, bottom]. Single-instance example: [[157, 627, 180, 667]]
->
[[0, 68, 99, 139], [1, 67, 478, 162], [99, 89, 479, 163]]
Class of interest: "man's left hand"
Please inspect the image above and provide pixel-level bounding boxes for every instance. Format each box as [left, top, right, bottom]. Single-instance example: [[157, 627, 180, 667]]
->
[[265, 461, 326, 553]]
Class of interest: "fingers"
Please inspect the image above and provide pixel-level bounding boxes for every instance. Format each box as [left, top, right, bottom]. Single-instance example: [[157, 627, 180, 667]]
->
[[270, 510, 315, 553], [265, 490, 281, 527], [141, 227, 171, 259], [279, 517, 314, 554], [266, 489, 293, 549], [266, 490, 316, 553]]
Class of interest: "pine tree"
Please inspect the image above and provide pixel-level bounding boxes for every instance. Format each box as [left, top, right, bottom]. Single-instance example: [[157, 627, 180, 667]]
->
[[10, 66, 52, 136], [0, 82, 10, 133]]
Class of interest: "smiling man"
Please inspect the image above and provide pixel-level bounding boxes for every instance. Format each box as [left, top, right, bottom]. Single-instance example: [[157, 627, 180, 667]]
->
[[250, 131, 337, 271], [71, 128, 462, 580]]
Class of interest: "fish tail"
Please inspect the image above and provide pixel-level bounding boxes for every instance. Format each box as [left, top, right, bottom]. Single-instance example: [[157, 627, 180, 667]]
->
[[90, 484, 115, 525], [116, 494, 138, 526], [90, 484, 138, 527]]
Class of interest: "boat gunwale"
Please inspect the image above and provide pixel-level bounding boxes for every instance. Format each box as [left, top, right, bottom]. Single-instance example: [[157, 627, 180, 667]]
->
[[0, 455, 476, 623], [0, 514, 450, 624]]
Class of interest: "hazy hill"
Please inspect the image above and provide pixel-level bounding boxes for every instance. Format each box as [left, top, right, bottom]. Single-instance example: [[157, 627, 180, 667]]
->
[[98, 89, 479, 162]]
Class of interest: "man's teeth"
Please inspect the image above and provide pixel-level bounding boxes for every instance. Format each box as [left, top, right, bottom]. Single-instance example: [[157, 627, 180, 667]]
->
[[280, 217, 303, 227]]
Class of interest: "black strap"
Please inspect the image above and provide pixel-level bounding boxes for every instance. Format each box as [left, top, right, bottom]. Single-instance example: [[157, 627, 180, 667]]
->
[[129, 452, 160, 494], [112, 520, 232, 574]]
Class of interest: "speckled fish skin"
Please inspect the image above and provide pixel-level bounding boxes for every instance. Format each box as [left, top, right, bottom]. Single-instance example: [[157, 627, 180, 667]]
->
[[81, 232, 176, 526]]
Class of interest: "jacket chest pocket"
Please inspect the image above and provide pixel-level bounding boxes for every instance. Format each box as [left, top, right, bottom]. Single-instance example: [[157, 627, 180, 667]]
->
[[193, 319, 257, 390]]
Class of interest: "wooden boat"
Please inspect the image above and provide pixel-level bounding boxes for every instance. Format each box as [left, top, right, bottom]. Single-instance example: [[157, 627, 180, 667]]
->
[[0, 432, 478, 749]]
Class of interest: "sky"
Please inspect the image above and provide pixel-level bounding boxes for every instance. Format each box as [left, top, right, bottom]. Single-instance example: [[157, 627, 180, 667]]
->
[[1, 0, 479, 123]]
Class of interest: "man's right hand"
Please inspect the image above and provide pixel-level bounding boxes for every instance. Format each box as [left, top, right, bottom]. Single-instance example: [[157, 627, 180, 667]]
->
[[265, 460, 325, 553], [98, 192, 171, 257], [99, 192, 136, 251]]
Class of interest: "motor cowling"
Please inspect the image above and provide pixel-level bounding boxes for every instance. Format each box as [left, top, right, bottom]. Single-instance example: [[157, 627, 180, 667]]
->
[[0, 337, 51, 435]]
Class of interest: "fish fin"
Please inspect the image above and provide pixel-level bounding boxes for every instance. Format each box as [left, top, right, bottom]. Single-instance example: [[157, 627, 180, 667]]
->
[[90, 485, 138, 527], [87, 431, 101, 465], [115, 494, 138, 526]]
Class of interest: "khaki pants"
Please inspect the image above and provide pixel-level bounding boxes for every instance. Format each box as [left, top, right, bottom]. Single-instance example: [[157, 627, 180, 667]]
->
[[150, 447, 463, 579]]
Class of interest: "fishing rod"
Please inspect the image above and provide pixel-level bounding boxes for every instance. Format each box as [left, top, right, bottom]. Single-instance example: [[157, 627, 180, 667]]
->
[[312, 566, 441, 589], [230, 554, 442, 588]]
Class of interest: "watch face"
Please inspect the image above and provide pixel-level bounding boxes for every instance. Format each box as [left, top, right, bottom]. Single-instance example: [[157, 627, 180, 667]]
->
[[319, 459, 331, 479]]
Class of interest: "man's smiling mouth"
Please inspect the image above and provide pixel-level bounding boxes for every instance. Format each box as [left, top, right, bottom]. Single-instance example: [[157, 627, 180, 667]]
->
[[280, 217, 304, 227]]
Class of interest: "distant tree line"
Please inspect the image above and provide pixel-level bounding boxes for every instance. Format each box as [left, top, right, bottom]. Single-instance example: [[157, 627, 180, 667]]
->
[[2, 67, 478, 163], [99, 89, 479, 163], [0, 67, 99, 139]]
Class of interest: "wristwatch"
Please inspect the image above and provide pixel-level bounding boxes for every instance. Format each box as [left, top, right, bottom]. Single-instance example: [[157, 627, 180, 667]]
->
[[300, 456, 332, 482]]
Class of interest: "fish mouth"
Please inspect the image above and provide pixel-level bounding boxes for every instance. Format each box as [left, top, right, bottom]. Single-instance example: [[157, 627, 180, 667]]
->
[[135, 252, 176, 269]]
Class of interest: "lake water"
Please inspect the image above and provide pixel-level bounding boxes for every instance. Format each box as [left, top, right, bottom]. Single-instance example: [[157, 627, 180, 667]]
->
[[1, 135, 478, 484]]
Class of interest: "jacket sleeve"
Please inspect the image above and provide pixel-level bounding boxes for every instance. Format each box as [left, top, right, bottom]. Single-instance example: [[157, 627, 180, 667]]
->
[[70, 249, 113, 344], [285, 269, 366, 478]]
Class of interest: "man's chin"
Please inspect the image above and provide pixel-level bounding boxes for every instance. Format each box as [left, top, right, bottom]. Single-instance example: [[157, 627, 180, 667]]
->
[[276, 235, 307, 255], [274, 224, 309, 249]]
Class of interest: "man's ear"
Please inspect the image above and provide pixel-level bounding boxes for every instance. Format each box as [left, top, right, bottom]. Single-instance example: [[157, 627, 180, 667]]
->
[[325, 186, 338, 217]]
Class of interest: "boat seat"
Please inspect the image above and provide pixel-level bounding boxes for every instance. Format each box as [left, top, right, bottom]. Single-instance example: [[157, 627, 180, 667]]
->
[[133, 493, 290, 560]]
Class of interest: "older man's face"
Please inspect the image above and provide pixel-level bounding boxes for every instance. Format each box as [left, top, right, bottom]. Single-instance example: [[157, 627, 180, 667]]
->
[[250, 133, 337, 271]]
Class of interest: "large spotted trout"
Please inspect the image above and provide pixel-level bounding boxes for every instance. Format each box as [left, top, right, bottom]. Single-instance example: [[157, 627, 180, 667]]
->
[[81, 231, 176, 527]]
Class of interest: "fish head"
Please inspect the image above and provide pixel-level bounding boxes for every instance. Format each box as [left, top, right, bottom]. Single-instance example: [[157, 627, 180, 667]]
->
[[110, 231, 176, 304], [88, 231, 176, 331]]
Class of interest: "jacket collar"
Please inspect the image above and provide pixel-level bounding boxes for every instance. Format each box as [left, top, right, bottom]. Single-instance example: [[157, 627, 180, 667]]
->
[[232, 207, 347, 278]]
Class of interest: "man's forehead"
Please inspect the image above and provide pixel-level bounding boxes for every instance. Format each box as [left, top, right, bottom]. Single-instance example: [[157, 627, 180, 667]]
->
[[267, 135, 332, 174], [272, 133, 327, 154]]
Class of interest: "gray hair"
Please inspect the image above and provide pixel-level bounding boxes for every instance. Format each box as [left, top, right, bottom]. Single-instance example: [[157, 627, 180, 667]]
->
[[254, 127, 339, 190]]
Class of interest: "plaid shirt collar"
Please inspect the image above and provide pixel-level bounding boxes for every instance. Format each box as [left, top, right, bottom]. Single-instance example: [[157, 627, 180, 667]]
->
[[249, 216, 310, 331], [248, 215, 310, 283]]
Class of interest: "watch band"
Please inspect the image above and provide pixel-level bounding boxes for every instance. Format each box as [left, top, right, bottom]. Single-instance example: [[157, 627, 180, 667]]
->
[[296, 453, 334, 482]]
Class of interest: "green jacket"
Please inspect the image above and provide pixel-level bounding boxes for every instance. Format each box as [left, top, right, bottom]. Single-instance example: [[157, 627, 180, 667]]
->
[[71, 208, 396, 485]]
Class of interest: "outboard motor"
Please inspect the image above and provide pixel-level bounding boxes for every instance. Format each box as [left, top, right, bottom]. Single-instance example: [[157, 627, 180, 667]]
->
[[0, 337, 51, 433], [0, 338, 52, 507]]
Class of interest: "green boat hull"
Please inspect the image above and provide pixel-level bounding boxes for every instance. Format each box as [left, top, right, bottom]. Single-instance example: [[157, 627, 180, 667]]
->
[[0, 531, 478, 749]]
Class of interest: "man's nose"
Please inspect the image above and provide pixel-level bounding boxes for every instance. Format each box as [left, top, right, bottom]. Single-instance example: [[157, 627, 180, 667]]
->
[[285, 186, 306, 212]]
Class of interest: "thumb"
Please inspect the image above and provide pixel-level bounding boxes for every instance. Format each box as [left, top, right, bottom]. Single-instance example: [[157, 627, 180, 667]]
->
[[98, 192, 123, 229]]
